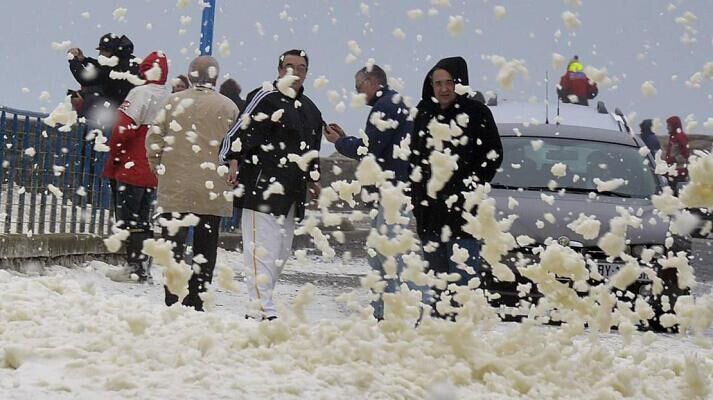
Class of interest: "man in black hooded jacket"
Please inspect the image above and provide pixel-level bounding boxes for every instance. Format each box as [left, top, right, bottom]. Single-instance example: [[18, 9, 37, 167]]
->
[[638, 119, 661, 156], [409, 56, 503, 319]]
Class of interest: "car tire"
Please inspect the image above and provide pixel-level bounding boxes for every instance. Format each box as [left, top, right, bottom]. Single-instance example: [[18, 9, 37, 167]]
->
[[643, 267, 690, 333]]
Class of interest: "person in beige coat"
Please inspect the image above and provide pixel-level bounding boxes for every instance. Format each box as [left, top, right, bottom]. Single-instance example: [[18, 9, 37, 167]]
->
[[147, 56, 239, 311]]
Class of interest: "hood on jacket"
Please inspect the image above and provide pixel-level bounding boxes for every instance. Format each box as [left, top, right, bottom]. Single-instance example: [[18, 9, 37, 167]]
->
[[666, 115, 683, 135], [98, 34, 134, 59], [640, 119, 653, 135], [420, 56, 469, 103], [115, 35, 135, 59], [139, 51, 169, 85]]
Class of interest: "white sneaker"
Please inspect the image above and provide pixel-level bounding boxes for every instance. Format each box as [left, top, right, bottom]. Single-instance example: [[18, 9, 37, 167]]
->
[[107, 266, 142, 283]]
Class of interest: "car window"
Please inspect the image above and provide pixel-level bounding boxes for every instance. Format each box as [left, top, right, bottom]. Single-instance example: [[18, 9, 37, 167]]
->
[[492, 136, 659, 198]]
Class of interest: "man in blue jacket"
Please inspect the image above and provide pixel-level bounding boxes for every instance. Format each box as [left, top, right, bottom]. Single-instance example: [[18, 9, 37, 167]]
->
[[324, 64, 427, 321], [639, 119, 661, 156]]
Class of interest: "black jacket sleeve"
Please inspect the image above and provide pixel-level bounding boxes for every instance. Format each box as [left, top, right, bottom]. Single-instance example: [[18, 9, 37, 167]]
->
[[408, 110, 429, 204], [299, 96, 323, 184], [235, 95, 277, 163], [219, 90, 276, 164], [469, 102, 502, 184], [437, 101, 502, 189], [309, 119, 323, 183], [68, 57, 111, 88]]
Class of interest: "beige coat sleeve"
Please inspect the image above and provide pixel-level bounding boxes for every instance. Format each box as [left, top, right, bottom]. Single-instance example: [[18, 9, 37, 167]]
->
[[228, 102, 240, 128], [146, 106, 168, 171]]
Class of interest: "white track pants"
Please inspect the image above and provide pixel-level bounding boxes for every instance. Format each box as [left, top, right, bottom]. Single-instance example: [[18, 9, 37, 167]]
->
[[241, 206, 295, 318]]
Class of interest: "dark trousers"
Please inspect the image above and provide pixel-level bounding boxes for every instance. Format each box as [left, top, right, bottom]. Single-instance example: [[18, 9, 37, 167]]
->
[[420, 234, 482, 319], [667, 175, 687, 196], [229, 207, 243, 232], [161, 213, 221, 311], [110, 180, 154, 266]]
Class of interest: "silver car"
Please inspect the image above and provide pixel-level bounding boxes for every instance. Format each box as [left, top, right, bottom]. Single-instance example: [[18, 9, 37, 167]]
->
[[484, 122, 691, 332]]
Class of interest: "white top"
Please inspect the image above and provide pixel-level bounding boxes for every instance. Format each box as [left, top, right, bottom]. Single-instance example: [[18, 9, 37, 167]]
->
[[118, 83, 170, 125]]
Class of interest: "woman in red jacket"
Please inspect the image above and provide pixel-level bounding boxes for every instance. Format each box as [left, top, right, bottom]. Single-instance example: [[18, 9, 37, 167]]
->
[[103, 51, 170, 282], [664, 115, 690, 195]]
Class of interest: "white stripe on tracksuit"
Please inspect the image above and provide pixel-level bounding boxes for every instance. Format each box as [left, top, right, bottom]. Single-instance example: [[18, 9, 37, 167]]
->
[[241, 205, 295, 318], [218, 89, 276, 164]]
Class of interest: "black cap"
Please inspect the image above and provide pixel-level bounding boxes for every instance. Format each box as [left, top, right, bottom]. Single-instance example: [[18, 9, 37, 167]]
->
[[114, 35, 134, 58], [96, 33, 119, 51]]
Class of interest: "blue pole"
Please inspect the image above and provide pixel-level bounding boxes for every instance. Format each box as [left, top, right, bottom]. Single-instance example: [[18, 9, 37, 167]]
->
[[199, 0, 216, 55]]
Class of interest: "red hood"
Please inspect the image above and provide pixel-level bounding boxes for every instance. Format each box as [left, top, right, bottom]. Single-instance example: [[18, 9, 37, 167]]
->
[[139, 51, 168, 85], [666, 115, 683, 135]]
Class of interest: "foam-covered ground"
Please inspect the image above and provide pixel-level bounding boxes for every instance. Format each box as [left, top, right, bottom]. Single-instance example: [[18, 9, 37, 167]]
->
[[1, 249, 711, 399]]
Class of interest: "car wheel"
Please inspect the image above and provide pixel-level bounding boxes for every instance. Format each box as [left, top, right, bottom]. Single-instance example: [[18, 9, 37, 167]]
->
[[643, 267, 690, 333]]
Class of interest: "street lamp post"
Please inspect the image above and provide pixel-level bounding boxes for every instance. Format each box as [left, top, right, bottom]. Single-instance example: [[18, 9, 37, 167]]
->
[[199, 0, 216, 55]]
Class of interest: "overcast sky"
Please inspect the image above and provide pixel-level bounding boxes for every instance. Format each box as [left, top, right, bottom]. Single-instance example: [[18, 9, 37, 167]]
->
[[2, 0, 712, 143]]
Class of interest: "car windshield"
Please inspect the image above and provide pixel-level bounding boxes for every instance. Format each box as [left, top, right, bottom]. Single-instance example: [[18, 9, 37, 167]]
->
[[491, 136, 660, 199]]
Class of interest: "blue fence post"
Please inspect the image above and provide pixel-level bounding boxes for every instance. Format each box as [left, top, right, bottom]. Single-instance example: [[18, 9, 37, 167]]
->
[[88, 131, 99, 235], [79, 125, 92, 233], [50, 125, 64, 233], [28, 116, 43, 234], [3, 114, 20, 234], [16, 116, 31, 232], [93, 126, 112, 235], [39, 124, 55, 234], [0, 110, 6, 232], [59, 123, 73, 233], [199, 0, 216, 55], [67, 123, 84, 234]]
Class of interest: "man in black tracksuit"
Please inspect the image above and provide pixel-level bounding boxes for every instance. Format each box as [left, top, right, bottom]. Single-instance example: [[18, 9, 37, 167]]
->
[[219, 49, 323, 320], [409, 56, 503, 319]]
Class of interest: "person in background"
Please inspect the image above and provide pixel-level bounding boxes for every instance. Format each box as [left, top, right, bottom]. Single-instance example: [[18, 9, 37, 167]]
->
[[409, 56, 502, 319], [219, 77, 247, 231], [664, 115, 690, 195], [171, 74, 190, 93], [219, 49, 324, 321], [557, 55, 598, 106], [147, 56, 239, 311], [323, 64, 428, 321], [639, 119, 661, 156], [104, 51, 170, 283], [67, 33, 139, 126], [219, 78, 247, 112]]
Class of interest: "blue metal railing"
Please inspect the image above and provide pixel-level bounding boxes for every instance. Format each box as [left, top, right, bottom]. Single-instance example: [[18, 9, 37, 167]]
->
[[0, 106, 240, 237], [0, 3, 241, 238], [0, 106, 113, 236]]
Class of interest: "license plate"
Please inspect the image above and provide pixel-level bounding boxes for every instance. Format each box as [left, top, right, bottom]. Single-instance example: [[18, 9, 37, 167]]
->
[[593, 263, 651, 281]]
